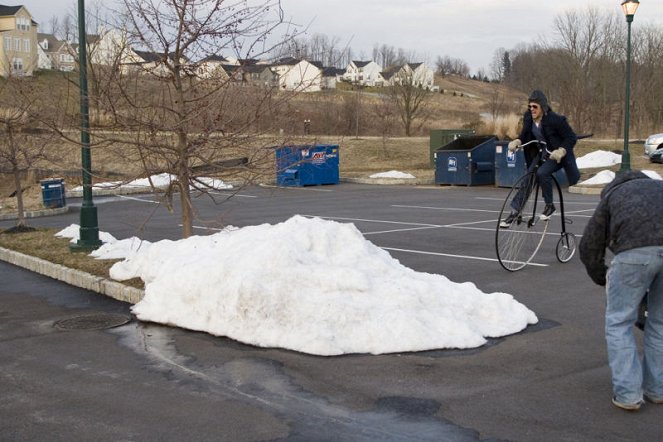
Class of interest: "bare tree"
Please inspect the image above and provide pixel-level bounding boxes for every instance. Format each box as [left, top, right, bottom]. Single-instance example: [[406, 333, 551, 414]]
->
[[93, 0, 300, 238], [373, 95, 396, 157], [0, 78, 55, 230], [435, 55, 470, 77], [388, 66, 431, 136], [490, 48, 511, 82]]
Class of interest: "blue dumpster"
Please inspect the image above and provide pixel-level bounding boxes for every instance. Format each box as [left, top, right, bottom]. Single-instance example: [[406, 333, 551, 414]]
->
[[494, 142, 568, 187], [40, 178, 66, 208], [434, 136, 496, 186], [275, 144, 340, 187]]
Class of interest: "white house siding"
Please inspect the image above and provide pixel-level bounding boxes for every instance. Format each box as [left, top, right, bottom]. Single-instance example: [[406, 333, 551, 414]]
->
[[273, 60, 321, 92]]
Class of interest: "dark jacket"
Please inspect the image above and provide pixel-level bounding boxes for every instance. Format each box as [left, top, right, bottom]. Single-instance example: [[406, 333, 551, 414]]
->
[[579, 171, 663, 286], [518, 110, 577, 167]]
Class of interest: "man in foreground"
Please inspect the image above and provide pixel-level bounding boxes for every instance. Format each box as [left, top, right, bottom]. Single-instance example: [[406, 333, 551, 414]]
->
[[579, 170, 663, 411]]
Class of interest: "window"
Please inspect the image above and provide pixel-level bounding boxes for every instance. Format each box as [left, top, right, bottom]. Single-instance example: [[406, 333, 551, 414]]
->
[[16, 17, 30, 31], [23, 39, 30, 53], [12, 58, 24, 72], [14, 38, 21, 51], [4, 37, 11, 51]]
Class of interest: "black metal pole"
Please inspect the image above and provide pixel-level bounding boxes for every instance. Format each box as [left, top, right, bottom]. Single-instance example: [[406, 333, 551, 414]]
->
[[71, 0, 101, 250], [620, 14, 634, 172]]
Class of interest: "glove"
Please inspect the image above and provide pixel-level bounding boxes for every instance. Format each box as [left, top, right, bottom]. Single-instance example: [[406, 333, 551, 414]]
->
[[550, 147, 566, 163], [508, 139, 522, 152]]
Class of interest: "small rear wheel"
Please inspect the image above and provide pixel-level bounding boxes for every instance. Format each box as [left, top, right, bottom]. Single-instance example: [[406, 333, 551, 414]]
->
[[556, 232, 577, 263]]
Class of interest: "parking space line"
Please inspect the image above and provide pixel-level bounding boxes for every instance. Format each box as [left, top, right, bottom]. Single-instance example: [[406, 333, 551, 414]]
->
[[475, 196, 597, 205], [207, 191, 258, 198], [392, 204, 500, 214], [117, 195, 160, 204], [393, 204, 592, 218], [382, 246, 548, 267]]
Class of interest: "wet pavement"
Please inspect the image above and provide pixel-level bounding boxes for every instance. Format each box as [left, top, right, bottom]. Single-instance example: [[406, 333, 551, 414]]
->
[[1, 183, 662, 441]]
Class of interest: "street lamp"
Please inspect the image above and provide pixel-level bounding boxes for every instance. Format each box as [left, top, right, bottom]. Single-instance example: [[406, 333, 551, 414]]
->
[[619, 0, 639, 172], [70, 0, 101, 251]]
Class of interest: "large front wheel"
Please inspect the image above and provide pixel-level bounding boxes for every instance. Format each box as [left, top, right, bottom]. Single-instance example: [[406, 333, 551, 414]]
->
[[495, 173, 549, 271]]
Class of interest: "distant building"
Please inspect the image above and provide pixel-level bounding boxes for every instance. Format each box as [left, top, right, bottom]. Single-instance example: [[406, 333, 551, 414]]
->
[[271, 57, 321, 92], [343, 60, 383, 87], [0, 4, 38, 77], [37, 33, 75, 71]]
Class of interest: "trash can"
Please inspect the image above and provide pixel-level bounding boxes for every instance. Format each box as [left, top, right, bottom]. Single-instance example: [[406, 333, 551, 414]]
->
[[275, 144, 340, 187], [494, 142, 569, 187], [434, 136, 496, 186], [40, 178, 66, 208], [429, 129, 476, 166]]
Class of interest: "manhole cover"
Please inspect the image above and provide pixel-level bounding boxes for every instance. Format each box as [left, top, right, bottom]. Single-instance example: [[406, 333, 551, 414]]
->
[[54, 313, 132, 330]]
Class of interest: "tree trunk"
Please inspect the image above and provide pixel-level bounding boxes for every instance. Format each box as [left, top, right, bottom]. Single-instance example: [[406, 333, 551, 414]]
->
[[12, 167, 26, 227]]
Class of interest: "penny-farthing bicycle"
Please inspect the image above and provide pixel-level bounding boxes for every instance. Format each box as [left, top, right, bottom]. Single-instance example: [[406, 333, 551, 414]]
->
[[495, 140, 577, 271]]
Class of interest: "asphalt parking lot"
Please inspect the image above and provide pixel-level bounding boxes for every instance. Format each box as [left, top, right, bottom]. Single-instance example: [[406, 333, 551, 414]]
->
[[1, 183, 662, 441]]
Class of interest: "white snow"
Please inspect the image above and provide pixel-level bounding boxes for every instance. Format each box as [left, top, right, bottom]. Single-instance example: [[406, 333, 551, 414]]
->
[[579, 170, 615, 185], [578, 169, 662, 185], [71, 173, 233, 192], [55, 217, 538, 356], [642, 170, 663, 180], [55, 224, 117, 244], [369, 170, 416, 179], [576, 150, 622, 169]]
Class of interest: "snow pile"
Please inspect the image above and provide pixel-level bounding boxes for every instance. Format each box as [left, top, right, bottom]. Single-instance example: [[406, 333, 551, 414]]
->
[[55, 224, 117, 244], [72, 173, 233, 192], [642, 170, 663, 180], [576, 150, 621, 169], [579, 169, 662, 186], [103, 215, 537, 356], [579, 170, 615, 185], [369, 170, 416, 179]]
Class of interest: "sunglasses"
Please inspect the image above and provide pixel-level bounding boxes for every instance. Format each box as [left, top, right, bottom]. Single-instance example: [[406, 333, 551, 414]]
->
[[528, 104, 540, 110]]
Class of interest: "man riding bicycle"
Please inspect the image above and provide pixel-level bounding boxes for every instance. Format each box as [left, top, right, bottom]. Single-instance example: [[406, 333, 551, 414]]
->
[[500, 90, 580, 228]]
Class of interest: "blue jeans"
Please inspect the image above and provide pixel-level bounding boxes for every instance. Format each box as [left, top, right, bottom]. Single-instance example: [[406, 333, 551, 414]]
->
[[536, 152, 580, 205], [606, 246, 663, 404], [509, 152, 581, 212]]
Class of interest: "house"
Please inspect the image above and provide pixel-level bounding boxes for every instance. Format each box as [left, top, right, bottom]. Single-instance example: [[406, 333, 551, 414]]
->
[[270, 57, 321, 92], [242, 64, 277, 88], [407, 62, 434, 89], [37, 33, 76, 71], [320, 67, 343, 90], [0, 4, 38, 76], [89, 27, 137, 70], [382, 62, 435, 89], [36, 39, 50, 70], [343, 60, 383, 87], [124, 49, 190, 78], [196, 54, 230, 79]]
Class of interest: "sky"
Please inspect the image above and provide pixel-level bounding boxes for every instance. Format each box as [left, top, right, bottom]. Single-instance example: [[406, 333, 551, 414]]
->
[[11, 0, 663, 72], [57, 151, 660, 356]]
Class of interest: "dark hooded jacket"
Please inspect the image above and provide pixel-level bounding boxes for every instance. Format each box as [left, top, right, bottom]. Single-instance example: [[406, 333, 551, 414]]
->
[[518, 90, 577, 163], [579, 171, 663, 286]]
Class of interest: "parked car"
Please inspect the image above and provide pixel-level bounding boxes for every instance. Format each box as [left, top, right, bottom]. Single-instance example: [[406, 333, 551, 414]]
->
[[645, 133, 663, 156], [650, 147, 663, 164]]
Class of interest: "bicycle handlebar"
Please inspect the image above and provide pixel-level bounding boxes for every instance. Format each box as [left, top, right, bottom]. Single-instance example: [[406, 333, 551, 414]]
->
[[519, 139, 546, 148], [517, 133, 593, 149]]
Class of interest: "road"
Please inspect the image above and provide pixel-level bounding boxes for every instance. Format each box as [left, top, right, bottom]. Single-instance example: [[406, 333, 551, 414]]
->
[[1, 183, 661, 441]]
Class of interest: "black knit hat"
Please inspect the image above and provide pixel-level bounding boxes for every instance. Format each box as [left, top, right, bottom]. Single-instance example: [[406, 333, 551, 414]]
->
[[528, 90, 549, 111]]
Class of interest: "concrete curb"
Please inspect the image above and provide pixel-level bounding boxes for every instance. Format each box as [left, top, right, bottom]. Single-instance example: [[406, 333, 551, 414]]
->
[[0, 206, 70, 221], [0, 246, 144, 304], [568, 185, 604, 195]]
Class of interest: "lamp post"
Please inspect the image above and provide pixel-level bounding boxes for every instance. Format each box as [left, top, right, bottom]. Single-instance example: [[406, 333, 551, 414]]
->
[[619, 0, 639, 172], [70, 0, 101, 251]]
